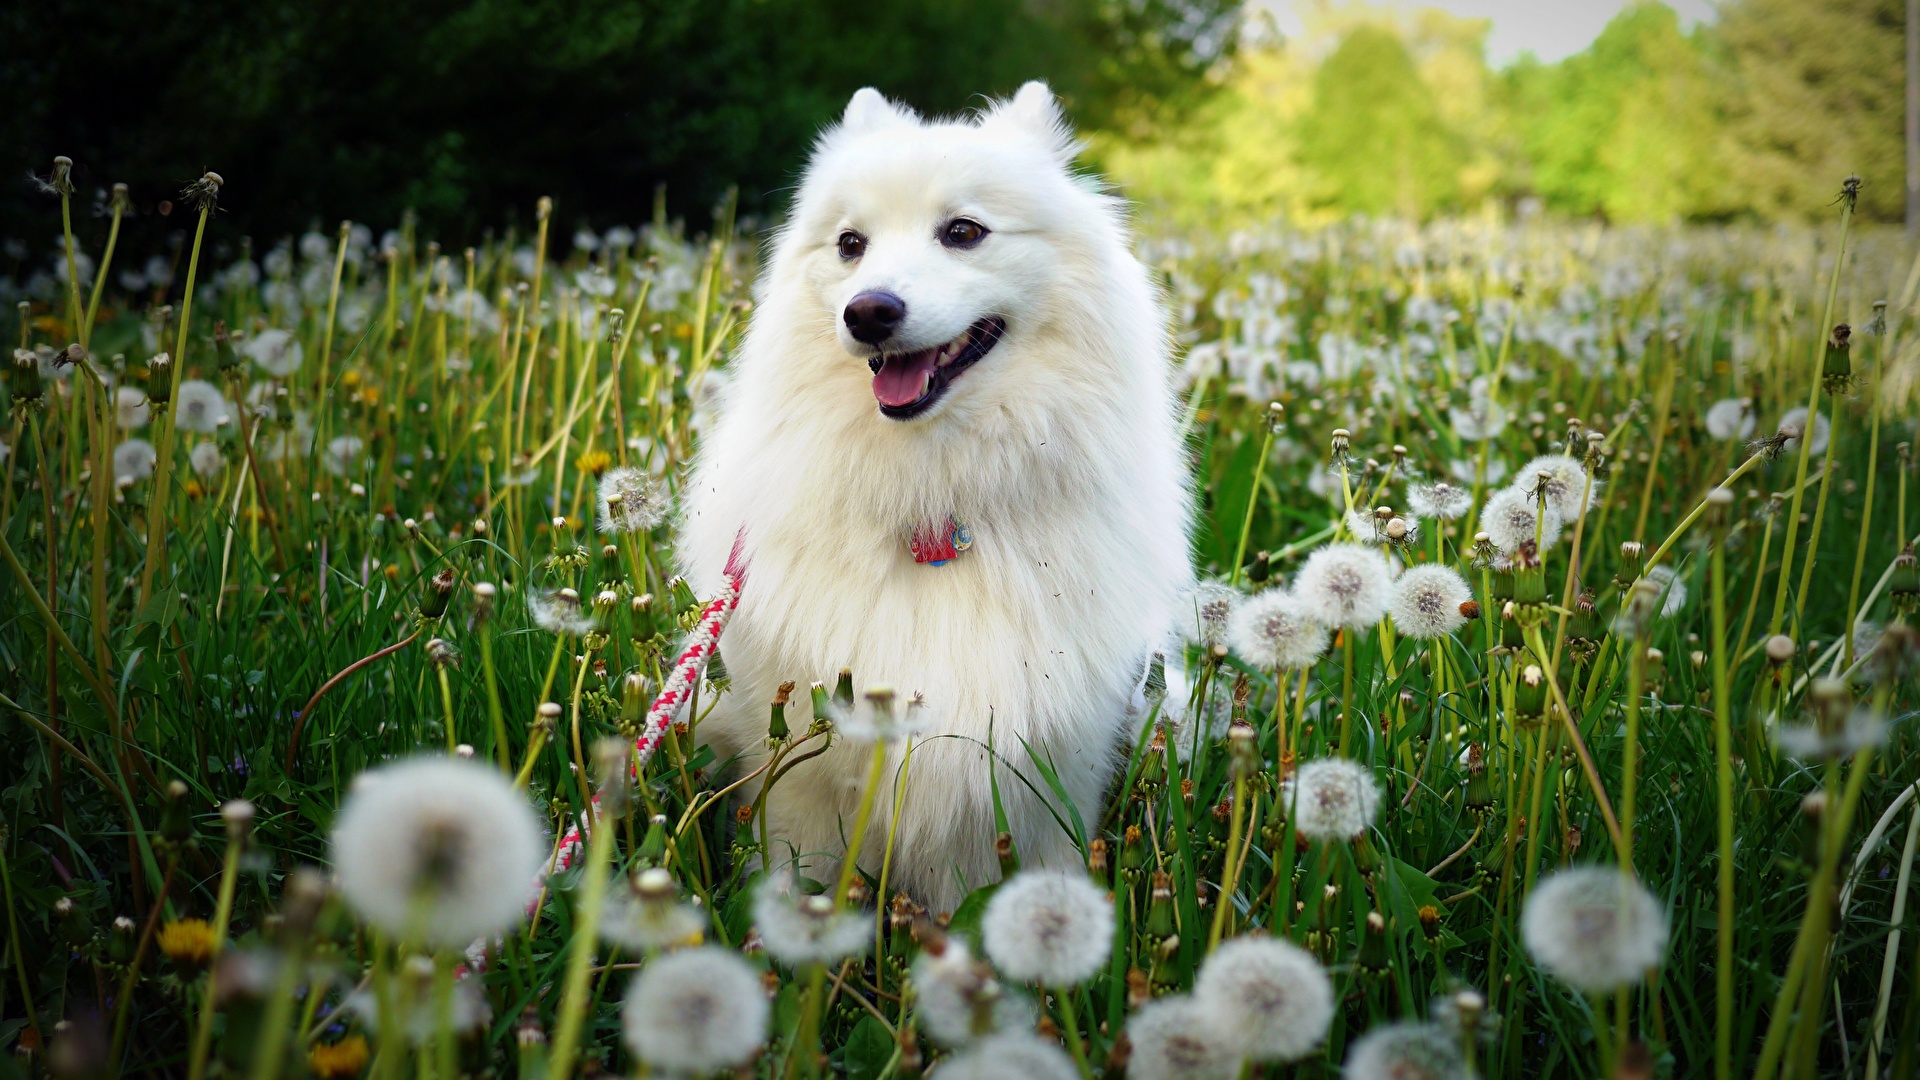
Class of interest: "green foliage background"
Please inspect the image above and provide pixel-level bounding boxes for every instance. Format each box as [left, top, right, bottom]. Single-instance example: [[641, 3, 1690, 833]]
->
[[1098, 0, 1910, 226], [3, 0, 1909, 248]]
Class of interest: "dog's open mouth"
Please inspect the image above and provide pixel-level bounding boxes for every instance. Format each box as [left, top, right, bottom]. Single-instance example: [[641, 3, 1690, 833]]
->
[[868, 317, 1006, 419]]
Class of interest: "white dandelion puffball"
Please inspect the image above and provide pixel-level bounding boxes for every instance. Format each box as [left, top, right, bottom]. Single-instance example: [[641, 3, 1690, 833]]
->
[[752, 875, 870, 966], [1776, 406, 1830, 458], [927, 1031, 1078, 1080], [1194, 936, 1334, 1062], [1284, 758, 1382, 842], [596, 465, 668, 534], [530, 588, 596, 636], [330, 756, 545, 949], [1346, 507, 1421, 546], [1408, 480, 1472, 522], [1644, 565, 1687, 618], [1448, 457, 1508, 486], [1125, 993, 1239, 1080], [175, 380, 231, 434], [1228, 589, 1330, 670], [189, 441, 225, 479], [839, 686, 932, 743], [1294, 543, 1393, 629], [1519, 453, 1598, 520], [115, 385, 150, 430], [1182, 581, 1241, 649], [246, 328, 305, 377], [1521, 866, 1669, 993], [1343, 1021, 1473, 1080], [1704, 398, 1755, 440], [113, 438, 157, 483], [621, 946, 768, 1074], [1480, 485, 1564, 555], [981, 870, 1114, 985], [323, 435, 365, 477], [912, 938, 1034, 1047], [348, 962, 492, 1043], [1390, 565, 1474, 641], [600, 868, 706, 950]]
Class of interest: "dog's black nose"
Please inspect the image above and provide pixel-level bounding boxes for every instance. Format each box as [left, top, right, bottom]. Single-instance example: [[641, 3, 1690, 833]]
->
[[844, 290, 906, 344]]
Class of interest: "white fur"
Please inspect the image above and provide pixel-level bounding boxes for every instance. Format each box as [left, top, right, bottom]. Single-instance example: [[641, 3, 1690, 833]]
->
[[682, 83, 1192, 912]]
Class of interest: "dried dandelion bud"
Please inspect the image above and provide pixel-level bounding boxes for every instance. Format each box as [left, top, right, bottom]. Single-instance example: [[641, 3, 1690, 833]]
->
[[420, 567, 457, 619]]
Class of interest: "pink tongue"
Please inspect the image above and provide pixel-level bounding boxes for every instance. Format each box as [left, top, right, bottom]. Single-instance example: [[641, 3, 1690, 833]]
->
[[872, 350, 937, 407]]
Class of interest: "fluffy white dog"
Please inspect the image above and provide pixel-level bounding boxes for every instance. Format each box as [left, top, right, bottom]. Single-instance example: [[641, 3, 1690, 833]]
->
[[682, 82, 1192, 911]]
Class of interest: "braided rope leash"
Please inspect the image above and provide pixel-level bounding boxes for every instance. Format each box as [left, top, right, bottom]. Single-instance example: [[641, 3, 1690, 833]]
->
[[547, 564, 744, 878]]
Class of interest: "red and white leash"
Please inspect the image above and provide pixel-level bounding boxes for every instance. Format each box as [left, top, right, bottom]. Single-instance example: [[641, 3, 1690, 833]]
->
[[548, 538, 748, 879]]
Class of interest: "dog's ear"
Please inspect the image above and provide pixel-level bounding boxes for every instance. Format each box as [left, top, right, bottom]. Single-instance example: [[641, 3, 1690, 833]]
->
[[839, 87, 917, 136], [983, 81, 1077, 163]]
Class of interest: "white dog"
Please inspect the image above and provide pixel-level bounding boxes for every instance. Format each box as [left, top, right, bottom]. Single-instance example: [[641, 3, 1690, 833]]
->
[[681, 82, 1192, 912]]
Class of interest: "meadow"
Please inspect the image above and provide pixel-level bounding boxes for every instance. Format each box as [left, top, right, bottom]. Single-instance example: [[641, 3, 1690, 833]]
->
[[1, 162, 1918, 1080]]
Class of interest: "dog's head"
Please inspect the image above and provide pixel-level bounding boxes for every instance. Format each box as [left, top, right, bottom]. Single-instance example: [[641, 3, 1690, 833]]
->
[[773, 82, 1116, 424]]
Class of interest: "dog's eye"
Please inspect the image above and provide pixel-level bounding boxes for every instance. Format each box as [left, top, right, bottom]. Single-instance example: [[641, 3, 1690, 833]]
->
[[942, 218, 988, 249], [837, 231, 866, 260]]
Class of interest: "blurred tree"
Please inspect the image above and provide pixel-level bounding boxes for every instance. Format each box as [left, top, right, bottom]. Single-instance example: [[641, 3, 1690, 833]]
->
[[1504, 2, 1730, 222], [1297, 24, 1467, 218], [1719, 0, 1906, 222], [0, 0, 1236, 246]]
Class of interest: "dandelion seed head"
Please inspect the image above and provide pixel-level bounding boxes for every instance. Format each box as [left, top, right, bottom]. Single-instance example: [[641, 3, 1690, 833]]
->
[[928, 1030, 1077, 1080], [1124, 993, 1239, 1080], [113, 439, 156, 483], [1194, 936, 1334, 1062], [1343, 1021, 1473, 1080], [1408, 480, 1472, 521], [115, 385, 150, 430], [530, 588, 596, 636], [323, 435, 365, 477], [1182, 581, 1241, 649], [1284, 758, 1382, 842], [1294, 543, 1393, 628], [620, 946, 768, 1074], [1520, 867, 1668, 993], [246, 328, 305, 377], [597, 466, 668, 534], [1481, 485, 1564, 555], [330, 756, 545, 950], [752, 875, 870, 966], [1776, 406, 1831, 457], [347, 966, 491, 1043], [981, 870, 1114, 985], [1227, 589, 1330, 670], [603, 868, 706, 950], [1390, 565, 1473, 640], [189, 441, 224, 478], [1644, 565, 1687, 618], [913, 938, 1032, 1047], [1704, 398, 1755, 441], [175, 380, 230, 434], [1519, 453, 1597, 519]]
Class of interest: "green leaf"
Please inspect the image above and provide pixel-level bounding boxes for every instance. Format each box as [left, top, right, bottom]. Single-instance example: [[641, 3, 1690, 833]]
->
[[840, 1015, 893, 1080]]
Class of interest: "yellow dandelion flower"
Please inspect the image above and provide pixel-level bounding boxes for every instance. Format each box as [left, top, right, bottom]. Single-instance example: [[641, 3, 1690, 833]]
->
[[309, 1035, 370, 1079], [158, 918, 219, 969], [575, 448, 612, 476]]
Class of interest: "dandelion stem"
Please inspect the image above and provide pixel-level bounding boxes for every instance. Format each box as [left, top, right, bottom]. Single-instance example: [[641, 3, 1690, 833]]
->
[[138, 187, 214, 611], [285, 630, 423, 774], [1843, 329, 1886, 670], [1710, 507, 1737, 1080], [1768, 187, 1856, 639], [185, 826, 245, 1080], [1791, 391, 1846, 631], [546, 802, 618, 1080]]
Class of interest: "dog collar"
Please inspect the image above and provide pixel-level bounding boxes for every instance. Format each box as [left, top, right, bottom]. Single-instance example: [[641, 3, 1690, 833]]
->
[[909, 516, 973, 566]]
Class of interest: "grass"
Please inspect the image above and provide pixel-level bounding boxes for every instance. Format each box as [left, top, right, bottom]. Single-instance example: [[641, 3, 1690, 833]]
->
[[1, 164, 1918, 1080]]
